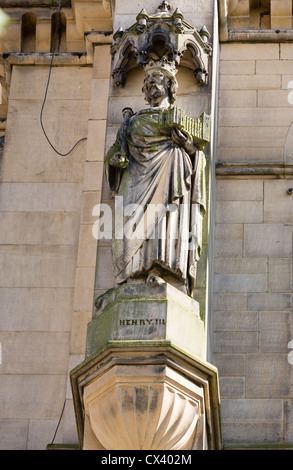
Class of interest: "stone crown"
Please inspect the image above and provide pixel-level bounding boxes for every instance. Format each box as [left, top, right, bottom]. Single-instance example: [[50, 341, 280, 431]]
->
[[143, 56, 178, 77]]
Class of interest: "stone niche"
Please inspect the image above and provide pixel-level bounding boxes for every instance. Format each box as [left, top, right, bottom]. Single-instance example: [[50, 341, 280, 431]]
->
[[70, 283, 222, 450]]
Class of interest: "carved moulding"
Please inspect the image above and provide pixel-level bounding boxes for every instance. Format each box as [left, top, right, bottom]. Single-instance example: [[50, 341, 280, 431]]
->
[[70, 346, 222, 450], [110, 4, 212, 87]]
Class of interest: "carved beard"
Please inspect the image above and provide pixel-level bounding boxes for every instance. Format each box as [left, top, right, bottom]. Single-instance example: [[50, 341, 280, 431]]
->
[[146, 83, 166, 101]]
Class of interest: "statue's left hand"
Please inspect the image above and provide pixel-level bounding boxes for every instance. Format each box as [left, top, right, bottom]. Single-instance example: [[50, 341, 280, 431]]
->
[[171, 126, 196, 154], [109, 153, 129, 168]]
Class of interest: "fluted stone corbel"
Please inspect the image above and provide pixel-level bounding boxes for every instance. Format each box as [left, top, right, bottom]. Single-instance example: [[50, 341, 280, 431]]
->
[[71, 345, 222, 450]]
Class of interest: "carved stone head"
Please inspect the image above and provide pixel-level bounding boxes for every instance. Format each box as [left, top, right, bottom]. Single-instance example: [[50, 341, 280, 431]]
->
[[142, 57, 178, 105]]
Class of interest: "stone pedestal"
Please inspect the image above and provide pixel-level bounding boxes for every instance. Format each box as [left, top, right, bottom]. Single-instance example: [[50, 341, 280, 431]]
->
[[70, 283, 222, 450], [86, 282, 206, 360]]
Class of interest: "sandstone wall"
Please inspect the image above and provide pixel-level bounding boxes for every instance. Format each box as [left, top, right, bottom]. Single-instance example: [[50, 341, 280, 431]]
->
[[1, 0, 293, 451], [0, 0, 113, 449], [0, 63, 92, 449], [213, 41, 293, 446]]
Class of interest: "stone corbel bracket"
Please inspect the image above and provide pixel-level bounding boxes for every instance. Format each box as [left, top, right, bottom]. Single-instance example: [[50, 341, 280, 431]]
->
[[70, 345, 222, 450], [110, 6, 212, 87]]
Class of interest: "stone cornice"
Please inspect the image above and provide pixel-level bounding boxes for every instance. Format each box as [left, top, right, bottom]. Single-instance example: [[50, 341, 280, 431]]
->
[[225, 30, 293, 42], [216, 162, 293, 179]]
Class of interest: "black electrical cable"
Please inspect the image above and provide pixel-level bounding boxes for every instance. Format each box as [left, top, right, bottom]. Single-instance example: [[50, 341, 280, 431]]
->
[[51, 398, 66, 445], [40, 1, 85, 446], [40, 0, 87, 156]]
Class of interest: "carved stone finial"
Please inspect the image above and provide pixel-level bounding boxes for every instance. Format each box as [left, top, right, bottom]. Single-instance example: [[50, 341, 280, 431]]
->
[[200, 25, 211, 42], [173, 7, 184, 31], [157, 1, 171, 12]]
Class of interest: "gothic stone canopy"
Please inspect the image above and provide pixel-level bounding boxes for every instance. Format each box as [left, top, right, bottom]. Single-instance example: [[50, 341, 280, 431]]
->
[[110, 2, 212, 87]]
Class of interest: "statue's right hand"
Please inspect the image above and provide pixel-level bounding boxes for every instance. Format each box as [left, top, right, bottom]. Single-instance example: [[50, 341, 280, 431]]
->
[[109, 153, 129, 168]]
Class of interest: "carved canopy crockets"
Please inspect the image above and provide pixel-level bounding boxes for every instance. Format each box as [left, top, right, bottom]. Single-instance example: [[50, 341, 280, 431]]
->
[[110, 2, 212, 88]]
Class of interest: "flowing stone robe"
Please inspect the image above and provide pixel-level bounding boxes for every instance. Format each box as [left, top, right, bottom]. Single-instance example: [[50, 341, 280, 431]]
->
[[104, 106, 206, 294]]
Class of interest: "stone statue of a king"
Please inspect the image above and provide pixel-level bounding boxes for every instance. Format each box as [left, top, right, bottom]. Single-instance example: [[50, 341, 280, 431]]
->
[[104, 57, 207, 297]]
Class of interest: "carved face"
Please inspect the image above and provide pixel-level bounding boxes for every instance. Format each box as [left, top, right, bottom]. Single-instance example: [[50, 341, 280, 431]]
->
[[142, 69, 170, 103]]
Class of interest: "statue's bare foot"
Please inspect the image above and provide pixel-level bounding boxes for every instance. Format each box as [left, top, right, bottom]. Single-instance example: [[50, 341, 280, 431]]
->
[[147, 274, 165, 285]]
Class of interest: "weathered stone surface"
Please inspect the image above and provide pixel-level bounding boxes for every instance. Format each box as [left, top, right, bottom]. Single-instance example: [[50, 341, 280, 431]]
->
[[284, 400, 293, 443], [0, 182, 83, 212], [219, 377, 245, 399], [0, 287, 73, 331], [247, 293, 292, 311], [213, 292, 248, 311], [221, 43, 279, 60], [84, 364, 205, 450], [214, 273, 267, 292], [0, 420, 29, 450], [217, 147, 283, 163], [27, 419, 63, 451], [215, 223, 243, 240], [219, 89, 257, 108], [281, 44, 293, 60], [217, 180, 263, 201], [0, 331, 70, 374], [219, 107, 293, 128], [264, 181, 293, 224], [259, 311, 292, 353], [0, 245, 78, 288], [246, 354, 293, 398], [212, 354, 245, 376], [220, 74, 281, 90], [214, 239, 243, 258], [258, 90, 293, 108], [71, 345, 222, 450], [213, 332, 258, 353], [218, 126, 288, 149], [268, 258, 292, 292], [222, 422, 283, 445], [220, 60, 255, 75], [215, 12, 293, 450], [214, 258, 267, 274], [221, 398, 284, 423], [216, 201, 263, 224], [0, 212, 80, 246], [87, 282, 204, 360], [0, 374, 67, 419], [213, 311, 258, 331], [244, 224, 292, 258], [10, 65, 92, 100], [89, 79, 110, 120]]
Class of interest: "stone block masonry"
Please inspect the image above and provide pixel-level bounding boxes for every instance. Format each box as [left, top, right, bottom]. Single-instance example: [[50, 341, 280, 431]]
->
[[0, 62, 92, 449], [214, 41, 293, 447], [213, 178, 293, 446], [214, 115, 293, 452], [218, 43, 293, 165]]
